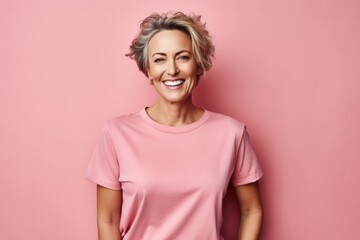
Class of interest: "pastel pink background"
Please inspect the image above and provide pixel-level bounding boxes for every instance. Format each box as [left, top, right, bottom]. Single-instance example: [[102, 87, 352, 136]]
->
[[1, 0, 359, 239]]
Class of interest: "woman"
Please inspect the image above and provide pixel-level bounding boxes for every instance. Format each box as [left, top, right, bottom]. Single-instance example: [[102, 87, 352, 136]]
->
[[85, 12, 263, 240]]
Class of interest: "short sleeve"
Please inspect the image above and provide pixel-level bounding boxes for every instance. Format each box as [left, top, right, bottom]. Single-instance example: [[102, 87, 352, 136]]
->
[[231, 127, 263, 186], [84, 122, 121, 190]]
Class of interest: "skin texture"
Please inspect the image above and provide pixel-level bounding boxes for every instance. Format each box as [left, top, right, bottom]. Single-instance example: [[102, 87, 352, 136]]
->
[[97, 185, 122, 240], [234, 182, 263, 240], [96, 29, 263, 239]]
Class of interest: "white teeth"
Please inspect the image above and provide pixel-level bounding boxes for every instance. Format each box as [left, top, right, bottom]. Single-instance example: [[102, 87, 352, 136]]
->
[[164, 80, 184, 86]]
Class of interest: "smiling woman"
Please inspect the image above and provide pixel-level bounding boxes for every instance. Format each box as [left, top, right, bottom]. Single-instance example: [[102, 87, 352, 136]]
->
[[147, 30, 199, 110], [85, 12, 263, 240]]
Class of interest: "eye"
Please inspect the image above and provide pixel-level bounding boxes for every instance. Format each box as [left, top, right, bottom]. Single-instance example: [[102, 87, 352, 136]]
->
[[177, 55, 190, 61], [154, 58, 165, 63]]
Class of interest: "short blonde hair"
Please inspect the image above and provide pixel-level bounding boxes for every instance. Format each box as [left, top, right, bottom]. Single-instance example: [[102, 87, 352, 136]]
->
[[126, 12, 215, 79]]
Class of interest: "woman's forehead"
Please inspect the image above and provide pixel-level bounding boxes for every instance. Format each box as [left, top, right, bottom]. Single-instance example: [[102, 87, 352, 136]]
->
[[148, 30, 192, 55]]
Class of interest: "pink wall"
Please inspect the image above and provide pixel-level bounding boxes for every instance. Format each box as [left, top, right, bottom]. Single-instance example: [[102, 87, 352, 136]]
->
[[1, 0, 360, 239]]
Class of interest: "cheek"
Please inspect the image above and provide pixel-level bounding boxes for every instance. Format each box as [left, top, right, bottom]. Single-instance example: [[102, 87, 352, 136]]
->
[[185, 63, 198, 76], [148, 66, 164, 80]]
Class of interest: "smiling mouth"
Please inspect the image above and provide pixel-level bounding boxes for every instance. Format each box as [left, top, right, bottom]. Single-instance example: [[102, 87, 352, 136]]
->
[[163, 80, 185, 87]]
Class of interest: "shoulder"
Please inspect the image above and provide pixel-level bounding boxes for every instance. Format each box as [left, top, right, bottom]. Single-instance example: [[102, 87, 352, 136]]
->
[[103, 109, 143, 132], [206, 110, 246, 134]]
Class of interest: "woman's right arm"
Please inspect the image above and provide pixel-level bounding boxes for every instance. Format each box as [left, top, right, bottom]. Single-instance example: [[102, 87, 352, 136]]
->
[[97, 185, 122, 240]]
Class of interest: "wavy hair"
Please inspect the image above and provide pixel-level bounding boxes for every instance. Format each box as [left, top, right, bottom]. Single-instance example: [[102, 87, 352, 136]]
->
[[126, 12, 215, 80]]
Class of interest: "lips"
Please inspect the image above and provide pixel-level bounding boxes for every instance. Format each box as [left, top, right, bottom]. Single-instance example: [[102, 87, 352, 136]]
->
[[163, 79, 185, 87]]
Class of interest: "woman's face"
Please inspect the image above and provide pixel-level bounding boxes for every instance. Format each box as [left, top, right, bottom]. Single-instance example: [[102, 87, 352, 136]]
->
[[147, 30, 199, 104]]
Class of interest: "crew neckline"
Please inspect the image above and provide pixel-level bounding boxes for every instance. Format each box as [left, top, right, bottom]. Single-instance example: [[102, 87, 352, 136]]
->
[[139, 107, 210, 133]]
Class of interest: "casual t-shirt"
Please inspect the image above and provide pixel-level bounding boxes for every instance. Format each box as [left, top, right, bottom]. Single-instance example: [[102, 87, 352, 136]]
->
[[85, 108, 263, 240]]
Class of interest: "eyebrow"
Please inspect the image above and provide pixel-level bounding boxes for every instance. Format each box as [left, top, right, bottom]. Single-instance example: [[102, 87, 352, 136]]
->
[[152, 50, 191, 57]]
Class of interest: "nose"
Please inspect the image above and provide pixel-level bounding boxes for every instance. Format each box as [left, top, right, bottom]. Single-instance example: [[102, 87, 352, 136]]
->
[[166, 59, 179, 76]]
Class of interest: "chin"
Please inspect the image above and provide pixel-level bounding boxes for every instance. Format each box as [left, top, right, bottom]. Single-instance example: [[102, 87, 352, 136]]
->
[[162, 95, 190, 104]]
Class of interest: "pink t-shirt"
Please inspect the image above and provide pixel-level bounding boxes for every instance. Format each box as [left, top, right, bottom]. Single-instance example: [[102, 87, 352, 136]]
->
[[85, 108, 262, 240]]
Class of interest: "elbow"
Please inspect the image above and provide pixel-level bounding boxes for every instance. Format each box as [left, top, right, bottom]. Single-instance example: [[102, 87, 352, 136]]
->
[[97, 214, 120, 227], [241, 203, 264, 220]]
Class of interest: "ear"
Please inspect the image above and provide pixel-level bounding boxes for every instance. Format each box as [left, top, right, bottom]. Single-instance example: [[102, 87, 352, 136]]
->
[[196, 70, 203, 80], [196, 67, 203, 76], [147, 68, 153, 80]]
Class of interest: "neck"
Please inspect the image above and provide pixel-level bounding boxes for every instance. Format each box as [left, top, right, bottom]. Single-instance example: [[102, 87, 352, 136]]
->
[[146, 97, 204, 126]]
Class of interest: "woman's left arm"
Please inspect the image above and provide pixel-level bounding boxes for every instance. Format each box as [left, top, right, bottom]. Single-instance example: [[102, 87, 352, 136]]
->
[[234, 181, 263, 240]]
